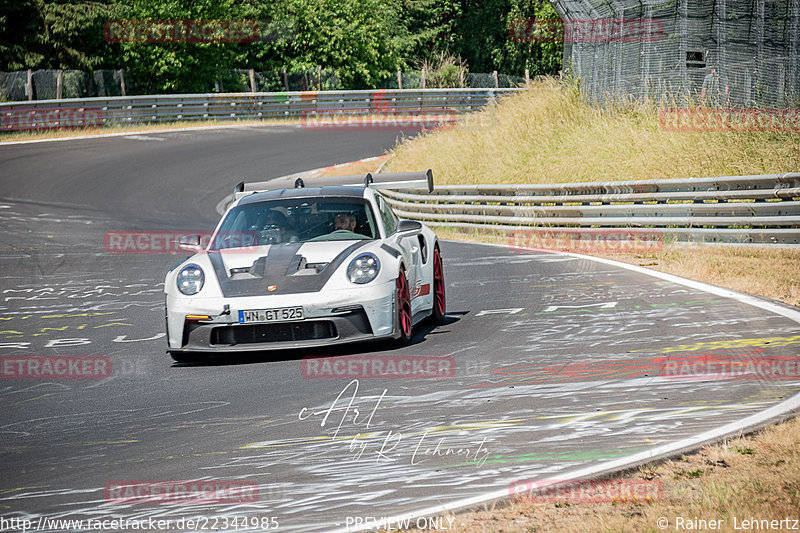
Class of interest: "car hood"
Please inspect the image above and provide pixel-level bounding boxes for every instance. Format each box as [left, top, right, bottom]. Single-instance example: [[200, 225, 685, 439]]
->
[[208, 240, 372, 297]]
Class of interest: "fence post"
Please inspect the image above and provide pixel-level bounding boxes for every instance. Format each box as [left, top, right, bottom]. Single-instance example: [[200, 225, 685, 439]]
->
[[459, 69, 464, 88], [249, 68, 256, 92], [493, 70, 499, 88], [120, 70, 126, 96], [525, 69, 530, 85], [317, 66, 322, 90], [282, 67, 289, 92], [397, 70, 402, 90], [27, 69, 32, 101], [421, 68, 426, 89], [56, 70, 63, 99]]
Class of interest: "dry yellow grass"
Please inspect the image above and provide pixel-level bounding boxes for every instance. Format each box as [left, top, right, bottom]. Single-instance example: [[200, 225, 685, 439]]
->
[[408, 416, 800, 533], [597, 244, 800, 308], [385, 79, 800, 184]]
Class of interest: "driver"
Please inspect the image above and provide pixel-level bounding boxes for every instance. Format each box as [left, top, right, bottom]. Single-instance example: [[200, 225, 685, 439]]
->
[[309, 213, 367, 241]]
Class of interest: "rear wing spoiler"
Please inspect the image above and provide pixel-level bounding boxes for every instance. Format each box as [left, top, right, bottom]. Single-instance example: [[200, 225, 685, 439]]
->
[[232, 170, 433, 201]]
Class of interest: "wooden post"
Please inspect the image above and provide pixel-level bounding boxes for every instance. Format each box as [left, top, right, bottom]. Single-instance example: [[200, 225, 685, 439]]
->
[[397, 70, 402, 90], [282, 67, 289, 92], [249, 68, 256, 92], [27, 69, 32, 100], [421, 67, 426, 89], [492, 70, 499, 88], [317, 66, 322, 90], [120, 69, 126, 96], [525, 68, 530, 85], [56, 70, 63, 99]]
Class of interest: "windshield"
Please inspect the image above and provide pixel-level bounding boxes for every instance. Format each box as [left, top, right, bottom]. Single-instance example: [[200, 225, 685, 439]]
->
[[210, 197, 378, 249]]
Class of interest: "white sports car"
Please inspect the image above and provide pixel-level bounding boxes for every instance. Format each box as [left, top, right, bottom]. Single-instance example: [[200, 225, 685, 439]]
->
[[164, 171, 445, 362]]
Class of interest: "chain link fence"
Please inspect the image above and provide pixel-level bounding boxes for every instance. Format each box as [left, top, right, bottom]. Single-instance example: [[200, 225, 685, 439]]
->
[[1, 68, 526, 102], [380, 71, 527, 89], [0, 69, 130, 102], [549, 0, 800, 108]]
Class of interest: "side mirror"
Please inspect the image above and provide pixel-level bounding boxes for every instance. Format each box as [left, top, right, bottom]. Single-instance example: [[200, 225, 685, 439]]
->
[[395, 220, 422, 239], [178, 234, 203, 253]]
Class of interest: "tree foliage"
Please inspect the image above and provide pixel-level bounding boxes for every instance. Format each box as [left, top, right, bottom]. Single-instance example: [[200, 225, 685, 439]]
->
[[0, 0, 563, 92]]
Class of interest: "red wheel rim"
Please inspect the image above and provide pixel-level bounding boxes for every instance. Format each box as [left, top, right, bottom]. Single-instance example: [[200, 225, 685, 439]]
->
[[434, 249, 445, 317], [397, 272, 412, 337]]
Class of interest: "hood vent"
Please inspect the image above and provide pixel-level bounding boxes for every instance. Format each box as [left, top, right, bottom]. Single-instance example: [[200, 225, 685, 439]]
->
[[229, 255, 329, 278]]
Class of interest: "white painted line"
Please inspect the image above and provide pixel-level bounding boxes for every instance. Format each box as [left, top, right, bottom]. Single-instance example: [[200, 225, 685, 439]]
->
[[123, 135, 165, 142], [331, 239, 800, 533], [0, 123, 299, 146]]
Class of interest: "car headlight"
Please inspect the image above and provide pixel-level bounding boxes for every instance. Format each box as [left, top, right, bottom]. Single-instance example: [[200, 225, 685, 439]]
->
[[177, 264, 204, 295], [347, 253, 380, 284]]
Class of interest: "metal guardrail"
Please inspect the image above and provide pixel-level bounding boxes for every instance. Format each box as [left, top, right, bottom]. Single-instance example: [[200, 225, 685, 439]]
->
[[380, 173, 800, 245], [0, 88, 522, 130]]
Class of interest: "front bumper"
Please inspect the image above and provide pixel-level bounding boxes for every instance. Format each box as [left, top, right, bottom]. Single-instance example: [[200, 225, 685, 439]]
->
[[166, 282, 396, 352]]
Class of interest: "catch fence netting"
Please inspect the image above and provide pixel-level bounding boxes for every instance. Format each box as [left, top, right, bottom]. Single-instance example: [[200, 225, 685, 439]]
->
[[0, 69, 129, 101], [549, 0, 800, 107], [1, 68, 521, 102]]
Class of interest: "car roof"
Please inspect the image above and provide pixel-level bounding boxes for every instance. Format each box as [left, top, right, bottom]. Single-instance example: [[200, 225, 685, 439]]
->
[[237, 186, 367, 206]]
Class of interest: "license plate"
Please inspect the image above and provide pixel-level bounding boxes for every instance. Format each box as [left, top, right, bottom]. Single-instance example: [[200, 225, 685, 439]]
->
[[238, 307, 304, 324]]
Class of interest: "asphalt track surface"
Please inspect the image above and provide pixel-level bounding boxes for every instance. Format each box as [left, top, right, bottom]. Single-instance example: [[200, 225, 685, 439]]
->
[[1, 125, 800, 532]]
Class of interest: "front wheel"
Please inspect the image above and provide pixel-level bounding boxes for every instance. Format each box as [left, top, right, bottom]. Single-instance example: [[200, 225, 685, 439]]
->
[[395, 267, 413, 344], [430, 246, 446, 325]]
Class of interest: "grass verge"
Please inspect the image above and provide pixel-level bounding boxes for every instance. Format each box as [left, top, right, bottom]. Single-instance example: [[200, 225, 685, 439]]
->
[[384, 79, 800, 184]]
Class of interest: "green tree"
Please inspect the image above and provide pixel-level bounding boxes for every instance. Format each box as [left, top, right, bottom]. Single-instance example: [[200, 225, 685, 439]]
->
[[243, 0, 405, 89], [109, 0, 249, 93], [0, 0, 44, 70], [452, 0, 561, 76], [38, 0, 116, 69]]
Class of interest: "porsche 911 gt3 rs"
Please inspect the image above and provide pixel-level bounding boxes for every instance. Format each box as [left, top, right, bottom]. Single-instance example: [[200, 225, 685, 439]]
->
[[164, 171, 445, 362]]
